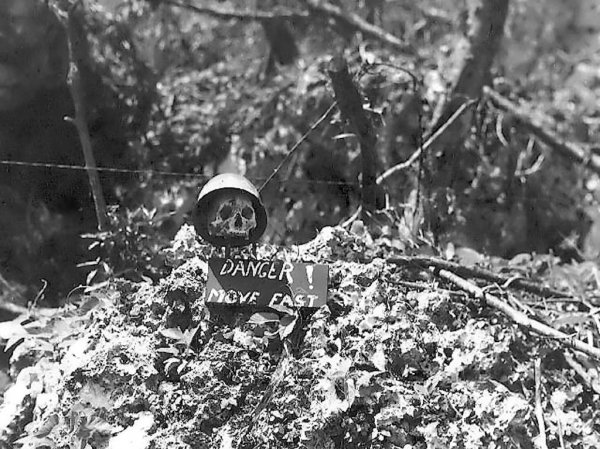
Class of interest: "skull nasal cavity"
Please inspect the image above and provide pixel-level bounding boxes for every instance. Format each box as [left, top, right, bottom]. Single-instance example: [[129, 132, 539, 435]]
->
[[235, 214, 243, 227]]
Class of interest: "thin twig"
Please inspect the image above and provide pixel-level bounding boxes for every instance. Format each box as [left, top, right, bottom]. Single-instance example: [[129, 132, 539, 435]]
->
[[259, 102, 337, 193], [378, 99, 478, 184], [391, 280, 467, 298], [432, 267, 600, 360], [29, 280, 48, 311], [534, 357, 548, 449], [551, 400, 566, 449]]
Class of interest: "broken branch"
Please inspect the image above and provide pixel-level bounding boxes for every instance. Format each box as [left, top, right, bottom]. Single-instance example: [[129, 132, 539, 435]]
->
[[387, 255, 567, 298], [433, 267, 600, 360]]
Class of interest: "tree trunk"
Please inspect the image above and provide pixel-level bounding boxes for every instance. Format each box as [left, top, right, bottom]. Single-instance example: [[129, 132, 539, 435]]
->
[[328, 55, 382, 217], [426, 0, 509, 236]]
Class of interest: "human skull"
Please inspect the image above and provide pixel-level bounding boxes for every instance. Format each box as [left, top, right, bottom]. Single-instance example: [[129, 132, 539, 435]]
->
[[207, 192, 257, 240]]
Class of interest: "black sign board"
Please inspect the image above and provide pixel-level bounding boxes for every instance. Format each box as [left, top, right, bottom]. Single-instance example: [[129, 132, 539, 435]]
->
[[206, 258, 328, 308]]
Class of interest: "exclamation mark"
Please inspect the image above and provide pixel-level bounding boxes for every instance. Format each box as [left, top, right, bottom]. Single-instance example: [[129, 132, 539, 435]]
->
[[306, 265, 314, 290]]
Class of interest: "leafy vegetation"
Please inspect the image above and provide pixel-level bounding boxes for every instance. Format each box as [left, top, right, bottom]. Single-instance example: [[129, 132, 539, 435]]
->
[[2, 226, 600, 448], [1, 0, 600, 447]]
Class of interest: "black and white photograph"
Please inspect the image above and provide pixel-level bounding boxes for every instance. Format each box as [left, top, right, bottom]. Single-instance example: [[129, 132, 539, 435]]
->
[[1, 0, 599, 447]]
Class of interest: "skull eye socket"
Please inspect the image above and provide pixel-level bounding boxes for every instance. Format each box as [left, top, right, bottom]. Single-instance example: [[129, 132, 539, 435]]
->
[[241, 206, 254, 219], [219, 204, 233, 219]]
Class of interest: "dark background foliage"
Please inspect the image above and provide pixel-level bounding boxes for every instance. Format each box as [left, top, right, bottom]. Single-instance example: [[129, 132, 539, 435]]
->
[[0, 0, 599, 299]]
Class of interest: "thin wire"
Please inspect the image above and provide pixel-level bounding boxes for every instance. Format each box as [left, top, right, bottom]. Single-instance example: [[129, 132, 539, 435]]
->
[[0, 159, 206, 178], [258, 101, 337, 193], [0, 159, 359, 187]]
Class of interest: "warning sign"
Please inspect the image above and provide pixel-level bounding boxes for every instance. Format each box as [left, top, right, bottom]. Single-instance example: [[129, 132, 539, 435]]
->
[[206, 258, 328, 308]]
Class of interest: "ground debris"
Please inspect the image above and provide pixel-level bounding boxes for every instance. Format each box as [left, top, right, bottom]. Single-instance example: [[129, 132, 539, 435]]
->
[[0, 225, 599, 448]]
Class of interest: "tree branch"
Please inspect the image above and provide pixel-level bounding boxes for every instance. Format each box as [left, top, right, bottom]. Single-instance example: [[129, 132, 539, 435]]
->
[[161, 0, 308, 21], [387, 255, 567, 299], [61, 5, 108, 231], [377, 99, 478, 184], [433, 267, 600, 360], [302, 0, 409, 52], [484, 86, 600, 175]]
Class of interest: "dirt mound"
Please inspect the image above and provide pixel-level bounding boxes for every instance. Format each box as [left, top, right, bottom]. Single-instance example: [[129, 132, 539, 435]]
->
[[0, 225, 598, 448]]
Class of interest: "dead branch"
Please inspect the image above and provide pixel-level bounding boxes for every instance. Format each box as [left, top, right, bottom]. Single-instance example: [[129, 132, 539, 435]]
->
[[378, 99, 478, 184], [387, 255, 567, 299], [161, 0, 308, 21], [433, 267, 600, 360], [341, 100, 477, 227], [302, 0, 410, 52], [328, 56, 380, 216], [484, 86, 600, 175]]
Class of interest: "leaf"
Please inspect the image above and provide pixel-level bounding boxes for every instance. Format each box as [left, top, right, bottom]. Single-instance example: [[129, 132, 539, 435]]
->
[[160, 328, 185, 340], [278, 314, 298, 339], [181, 324, 201, 347], [35, 414, 60, 437], [77, 296, 101, 315], [164, 357, 181, 374], [269, 303, 294, 315], [247, 312, 280, 326], [156, 347, 179, 356], [77, 258, 100, 268], [107, 412, 154, 449], [83, 416, 117, 437], [84, 281, 110, 293], [0, 318, 29, 341], [331, 133, 356, 140], [86, 269, 99, 286], [371, 345, 387, 372], [345, 378, 357, 408], [176, 361, 189, 375], [14, 435, 56, 449]]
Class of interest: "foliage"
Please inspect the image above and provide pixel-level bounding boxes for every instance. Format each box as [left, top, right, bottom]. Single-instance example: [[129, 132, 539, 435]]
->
[[2, 1, 600, 447], [2, 226, 599, 448], [81, 205, 170, 287]]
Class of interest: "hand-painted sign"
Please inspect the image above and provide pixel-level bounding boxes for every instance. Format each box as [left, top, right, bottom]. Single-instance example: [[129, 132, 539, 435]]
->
[[206, 258, 328, 308]]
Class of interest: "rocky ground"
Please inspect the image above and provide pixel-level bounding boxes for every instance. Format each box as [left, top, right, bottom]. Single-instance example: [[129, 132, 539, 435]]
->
[[1, 224, 599, 448]]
